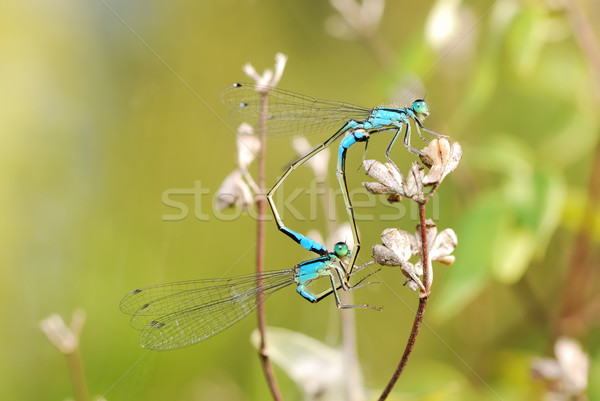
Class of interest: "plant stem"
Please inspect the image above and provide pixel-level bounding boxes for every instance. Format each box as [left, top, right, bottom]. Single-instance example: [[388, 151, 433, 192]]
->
[[378, 297, 428, 401], [66, 349, 89, 401], [557, 1, 600, 336], [378, 202, 431, 401], [558, 138, 600, 336], [256, 92, 282, 401], [419, 203, 432, 292]]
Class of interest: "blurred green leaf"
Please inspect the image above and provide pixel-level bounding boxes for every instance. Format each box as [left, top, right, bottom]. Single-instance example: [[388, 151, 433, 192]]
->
[[529, 169, 565, 257], [492, 168, 565, 283], [435, 137, 565, 312], [505, 5, 546, 77], [432, 194, 503, 321], [492, 226, 536, 283]]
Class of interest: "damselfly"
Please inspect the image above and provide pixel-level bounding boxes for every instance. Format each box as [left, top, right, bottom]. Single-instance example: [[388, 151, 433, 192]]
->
[[222, 83, 444, 273], [120, 241, 378, 351]]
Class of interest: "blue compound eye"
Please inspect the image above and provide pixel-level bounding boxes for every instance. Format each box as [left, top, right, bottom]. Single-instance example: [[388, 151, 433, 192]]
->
[[412, 99, 429, 115], [333, 242, 349, 257]]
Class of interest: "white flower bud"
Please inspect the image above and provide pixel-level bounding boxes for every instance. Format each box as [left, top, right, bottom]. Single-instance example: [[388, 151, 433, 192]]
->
[[216, 169, 254, 211]]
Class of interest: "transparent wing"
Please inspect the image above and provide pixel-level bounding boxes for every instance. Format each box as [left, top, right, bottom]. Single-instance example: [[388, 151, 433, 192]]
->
[[221, 82, 372, 137], [120, 269, 295, 350]]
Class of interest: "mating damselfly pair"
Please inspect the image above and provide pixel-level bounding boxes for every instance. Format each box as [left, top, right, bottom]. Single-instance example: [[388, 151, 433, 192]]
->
[[120, 82, 443, 350]]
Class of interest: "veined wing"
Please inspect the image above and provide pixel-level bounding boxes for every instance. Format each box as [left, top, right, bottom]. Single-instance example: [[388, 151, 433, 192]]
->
[[221, 82, 372, 137], [120, 269, 295, 350]]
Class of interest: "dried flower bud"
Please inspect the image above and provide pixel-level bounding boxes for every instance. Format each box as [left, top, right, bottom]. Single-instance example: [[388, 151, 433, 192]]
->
[[419, 153, 434, 168], [243, 63, 272, 88], [381, 228, 413, 260], [372, 244, 402, 266], [386, 194, 402, 203], [414, 219, 438, 253], [404, 163, 425, 198], [237, 123, 260, 170], [39, 310, 86, 354], [430, 228, 458, 264], [326, 0, 385, 40], [363, 182, 393, 195], [362, 159, 404, 201], [532, 337, 589, 397], [270, 52, 288, 87], [554, 338, 589, 393], [364, 160, 404, 191], [373, 221, 456, 293], [216, 169, 254, 211], [243, 52, 288, 88], [413, 220, 457, 287], [372, 228, 425, 292], [436, 255, 456, 265], [422, 138, 462, 185]]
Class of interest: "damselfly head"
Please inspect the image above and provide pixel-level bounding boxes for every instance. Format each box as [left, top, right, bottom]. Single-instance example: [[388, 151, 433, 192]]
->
[[333, 242, 350, 258], [412, 99, 429, 117]]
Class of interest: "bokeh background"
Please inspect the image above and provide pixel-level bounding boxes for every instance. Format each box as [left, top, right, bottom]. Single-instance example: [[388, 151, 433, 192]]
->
[[3, 0, 599, 400]]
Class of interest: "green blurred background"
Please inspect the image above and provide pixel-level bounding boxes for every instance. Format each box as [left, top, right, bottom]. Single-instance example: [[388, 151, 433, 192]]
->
[[3, 0, 599, 400]]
